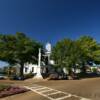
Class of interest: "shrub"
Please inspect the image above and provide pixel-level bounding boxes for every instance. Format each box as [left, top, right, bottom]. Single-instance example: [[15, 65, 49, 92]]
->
[[92, 68, 97, 73], [24, 72, 34, 79], [48, 73, 59, 80]]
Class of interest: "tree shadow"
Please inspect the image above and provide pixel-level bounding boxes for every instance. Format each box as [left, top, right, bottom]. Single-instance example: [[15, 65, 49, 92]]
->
[[77, 72, 100, 79]]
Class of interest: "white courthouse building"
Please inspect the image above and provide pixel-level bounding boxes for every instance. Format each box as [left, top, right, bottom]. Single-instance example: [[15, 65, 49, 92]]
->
[[16, 42, 54, 78]]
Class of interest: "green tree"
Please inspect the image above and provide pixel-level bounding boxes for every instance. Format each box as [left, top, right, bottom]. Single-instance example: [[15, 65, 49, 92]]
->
[[0, 32, 42, 77], [92, 43, 100, 64], [77, 36, 100, 73], [51, 39, 82, 75], [52, 36, 100, 76]]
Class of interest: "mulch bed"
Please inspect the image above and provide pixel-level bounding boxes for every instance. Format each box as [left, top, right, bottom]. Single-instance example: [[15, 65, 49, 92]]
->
[[0, 86, 29, 98]]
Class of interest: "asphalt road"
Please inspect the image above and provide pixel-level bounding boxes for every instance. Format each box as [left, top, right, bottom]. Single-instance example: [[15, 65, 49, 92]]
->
[[0, 77, 100, 100], [37, 78, 100, 100]]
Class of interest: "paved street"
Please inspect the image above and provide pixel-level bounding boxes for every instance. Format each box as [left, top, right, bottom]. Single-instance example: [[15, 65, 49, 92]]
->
[[0, 77, 100, 100], [24, 84, 90, 100], [36, 78, 100, 100]]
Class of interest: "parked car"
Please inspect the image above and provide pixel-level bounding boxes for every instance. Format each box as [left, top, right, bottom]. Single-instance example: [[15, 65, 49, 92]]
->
[[48, 73, 59, 80], [47, 72, 68, 80], [0, 74, 7, 79]]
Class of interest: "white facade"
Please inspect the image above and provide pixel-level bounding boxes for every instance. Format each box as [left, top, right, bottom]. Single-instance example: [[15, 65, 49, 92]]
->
[[16, 43, 54, 79], [14, 63, 38, 75], [23, 63, 38, 74]]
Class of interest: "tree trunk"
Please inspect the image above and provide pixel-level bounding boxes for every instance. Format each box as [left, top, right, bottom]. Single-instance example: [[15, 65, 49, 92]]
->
[[81, 63, 86, 74], [68, 69, 73, 79], [20, 62, 24, 78]]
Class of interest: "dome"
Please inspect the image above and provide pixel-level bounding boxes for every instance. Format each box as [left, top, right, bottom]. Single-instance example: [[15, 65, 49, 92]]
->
[[45, 42, 51, 52]]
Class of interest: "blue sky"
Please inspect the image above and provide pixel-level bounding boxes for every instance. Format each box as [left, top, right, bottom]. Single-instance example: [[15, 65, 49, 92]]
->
[[0, 0, 100, 67]]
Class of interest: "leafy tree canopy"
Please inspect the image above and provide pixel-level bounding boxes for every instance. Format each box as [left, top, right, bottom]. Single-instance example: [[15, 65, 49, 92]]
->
[[52, 36, 100, 74], [0, 32, 42, 76]]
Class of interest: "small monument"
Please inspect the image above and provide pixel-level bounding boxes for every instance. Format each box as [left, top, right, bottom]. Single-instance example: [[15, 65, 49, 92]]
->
[[34, 42, 52, 79], [34, 48, 43, 79]]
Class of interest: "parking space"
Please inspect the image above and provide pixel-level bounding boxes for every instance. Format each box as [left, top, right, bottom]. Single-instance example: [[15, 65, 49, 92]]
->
[[24, 84, 90, 100]]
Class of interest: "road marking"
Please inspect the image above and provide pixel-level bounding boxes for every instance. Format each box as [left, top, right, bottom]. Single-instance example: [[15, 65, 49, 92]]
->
[[81, 98, 90, 100], [47, 91, 61, 95], [24, 84, 91, 100], [41, 89, 53, 93], [31, 86, 43, 89], [34, 87, 48, 91], [56, 95, 71, 100]]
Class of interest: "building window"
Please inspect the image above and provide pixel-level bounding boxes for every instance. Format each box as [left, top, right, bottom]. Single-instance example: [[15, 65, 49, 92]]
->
[[32, 67, 34, 72], [25, 67, 28, 72]]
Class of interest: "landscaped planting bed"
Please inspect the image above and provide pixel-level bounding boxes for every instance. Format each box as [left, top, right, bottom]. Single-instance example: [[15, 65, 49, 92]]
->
[[0, 85, 29, 98]]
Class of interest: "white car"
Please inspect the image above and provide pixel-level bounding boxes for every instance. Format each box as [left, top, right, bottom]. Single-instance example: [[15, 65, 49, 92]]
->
[[0, 74, 6, 79]]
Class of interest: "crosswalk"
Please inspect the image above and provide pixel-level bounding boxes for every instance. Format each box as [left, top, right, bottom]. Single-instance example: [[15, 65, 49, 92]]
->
[[24, 84, 91, 100]]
